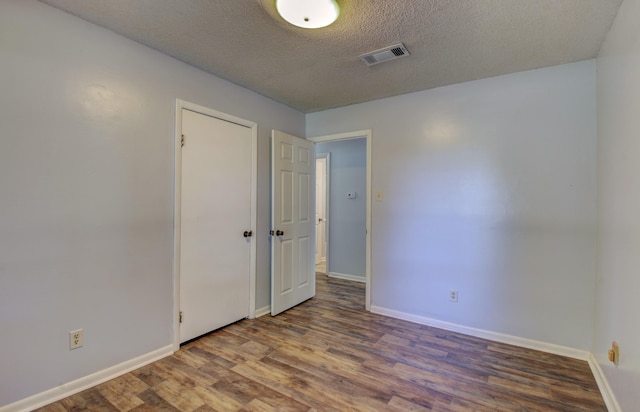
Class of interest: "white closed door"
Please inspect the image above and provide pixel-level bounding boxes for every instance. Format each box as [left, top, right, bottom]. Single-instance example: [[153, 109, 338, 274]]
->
[[180, 108, 252, 343], [271, 130, 315, 316]]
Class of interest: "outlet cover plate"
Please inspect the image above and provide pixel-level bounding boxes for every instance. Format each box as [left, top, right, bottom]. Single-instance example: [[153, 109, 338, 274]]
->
[[69, 329, 84, 350]]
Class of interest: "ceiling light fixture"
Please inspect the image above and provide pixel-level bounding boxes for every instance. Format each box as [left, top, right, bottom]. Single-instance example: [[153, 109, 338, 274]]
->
[[276, 0, 339, 29]]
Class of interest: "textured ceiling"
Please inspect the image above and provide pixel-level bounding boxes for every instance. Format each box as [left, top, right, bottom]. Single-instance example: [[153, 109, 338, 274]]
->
[[40, 0, 622, 113]]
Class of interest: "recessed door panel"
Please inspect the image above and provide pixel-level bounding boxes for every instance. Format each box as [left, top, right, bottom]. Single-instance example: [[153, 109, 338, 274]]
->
[[298, 146, 311, 167], [298, 236, 311, 287], [281, 170, 293, 224], [280, 238, 293, 294], [298, 172, 310, 223], [281, 142, 294, 164]]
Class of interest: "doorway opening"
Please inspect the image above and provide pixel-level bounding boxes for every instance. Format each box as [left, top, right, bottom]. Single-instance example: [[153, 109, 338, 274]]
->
[[309, 130, 372, 310]]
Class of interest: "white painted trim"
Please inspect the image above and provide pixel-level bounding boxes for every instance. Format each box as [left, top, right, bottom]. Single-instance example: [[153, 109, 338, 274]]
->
[[173, 100, 183, 352], [309, 130, 370, 143], [308, 130, 372, 311], [248, 114, 258, 320], [328, 272, 366, 283], [315, 153, 330, 272], [370, 305, 591, 360], [0, 345, 173, 412], [588, 353, 621, 412], [173, 99, 258, 348], [254, 305, 271, 318]]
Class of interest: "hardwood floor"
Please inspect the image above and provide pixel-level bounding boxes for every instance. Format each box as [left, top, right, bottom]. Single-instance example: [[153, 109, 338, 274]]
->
[[37, 275, 606, 411]]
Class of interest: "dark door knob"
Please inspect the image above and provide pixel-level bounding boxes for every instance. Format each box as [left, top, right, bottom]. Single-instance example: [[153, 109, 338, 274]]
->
[[243, 230, 253, 238], [276, 230, 284, 236]]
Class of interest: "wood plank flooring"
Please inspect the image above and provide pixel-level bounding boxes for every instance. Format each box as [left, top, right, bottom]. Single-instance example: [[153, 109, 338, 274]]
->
[[37, 275, 606, 411]]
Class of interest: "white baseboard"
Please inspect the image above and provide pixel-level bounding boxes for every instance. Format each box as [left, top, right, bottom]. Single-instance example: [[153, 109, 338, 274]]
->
[[328, 272, 366, 283], [588, 353, 621, 412], [3, 312, 618, 412], [1, 345, 174, 412], [254, 305, 271, 318], [369, 305, 590, 360], [374, 304, 623, 409]]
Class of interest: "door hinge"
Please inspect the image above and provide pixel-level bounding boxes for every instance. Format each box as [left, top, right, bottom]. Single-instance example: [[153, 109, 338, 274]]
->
[[181, 134, 185, 147], [179, 311, 183, 323]]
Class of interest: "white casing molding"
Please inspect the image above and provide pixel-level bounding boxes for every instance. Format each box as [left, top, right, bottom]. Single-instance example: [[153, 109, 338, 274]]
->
[[0, 345, 173, 412], [308, 130, 372, 311]]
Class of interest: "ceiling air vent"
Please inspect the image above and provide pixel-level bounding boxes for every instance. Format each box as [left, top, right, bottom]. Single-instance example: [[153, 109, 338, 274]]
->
[[359, 43, 410, 67]]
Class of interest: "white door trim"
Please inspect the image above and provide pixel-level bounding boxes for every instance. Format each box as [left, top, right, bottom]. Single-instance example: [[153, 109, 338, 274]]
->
[[173, 99, 257, 351], [315, 153, 330, 269], [308, 130, 372, 311]]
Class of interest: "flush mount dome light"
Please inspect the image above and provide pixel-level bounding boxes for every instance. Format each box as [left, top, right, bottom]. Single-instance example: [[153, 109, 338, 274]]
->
[[276, 0, 339, 29]]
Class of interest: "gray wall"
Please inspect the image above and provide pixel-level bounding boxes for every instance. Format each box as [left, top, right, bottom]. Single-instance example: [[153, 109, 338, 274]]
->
[[0, 1, 304, 406], [6, 0, 638, 408], [595, 0, 640, 408], [316, 139, 367, 278], [308, 60, 597, 351]]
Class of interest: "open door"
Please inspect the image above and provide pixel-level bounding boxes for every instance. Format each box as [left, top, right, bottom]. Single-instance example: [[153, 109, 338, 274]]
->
[[271, 130, 315, 316]]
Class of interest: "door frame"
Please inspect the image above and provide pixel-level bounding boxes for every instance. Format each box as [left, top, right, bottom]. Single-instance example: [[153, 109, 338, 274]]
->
[[173, 99, 258, 350], [315, 153, 330, 268], [308, 130, 372, 311]]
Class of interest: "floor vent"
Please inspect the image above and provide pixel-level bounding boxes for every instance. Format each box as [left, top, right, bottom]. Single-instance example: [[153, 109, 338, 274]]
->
[[359, 43, 410, 67]]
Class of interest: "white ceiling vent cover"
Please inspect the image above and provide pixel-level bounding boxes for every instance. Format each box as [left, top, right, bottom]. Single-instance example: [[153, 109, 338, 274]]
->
[[359, 43, 410, 67]]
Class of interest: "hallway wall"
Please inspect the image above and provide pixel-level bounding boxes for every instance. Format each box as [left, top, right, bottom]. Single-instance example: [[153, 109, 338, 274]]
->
[[316, 139, 367, 279]]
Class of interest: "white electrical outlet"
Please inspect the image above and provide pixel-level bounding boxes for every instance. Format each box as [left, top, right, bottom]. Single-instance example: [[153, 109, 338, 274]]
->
[[449, 290, 458, 303], [69, 329, 84, 350]]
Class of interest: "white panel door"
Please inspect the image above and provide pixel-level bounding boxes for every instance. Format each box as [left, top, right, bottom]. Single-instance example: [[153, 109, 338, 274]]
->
[[180, 109, 252, 342], [271, 130, 315, 316]]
